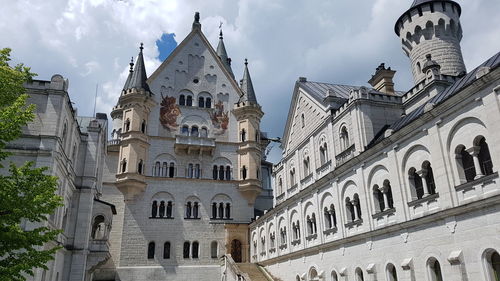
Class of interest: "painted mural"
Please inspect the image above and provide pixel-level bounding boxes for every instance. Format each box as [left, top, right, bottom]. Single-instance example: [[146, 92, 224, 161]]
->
[[159, 94, 181, 130], [210, 100, 229, 135]]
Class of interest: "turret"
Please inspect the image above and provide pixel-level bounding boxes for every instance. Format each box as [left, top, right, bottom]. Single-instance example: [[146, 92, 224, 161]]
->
[[395, 0, 466, 84], [216, 30, 235, 79], [233, 60, 264, 205], [112, 44, 156, 199]]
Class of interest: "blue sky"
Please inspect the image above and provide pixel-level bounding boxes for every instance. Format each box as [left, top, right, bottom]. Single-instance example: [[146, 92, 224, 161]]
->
[[156, 33, 177, 62]]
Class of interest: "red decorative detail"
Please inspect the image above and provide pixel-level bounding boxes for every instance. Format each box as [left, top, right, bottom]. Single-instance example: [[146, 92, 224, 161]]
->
[[210, 101, 229, 135], [159, 95, 181, 130]]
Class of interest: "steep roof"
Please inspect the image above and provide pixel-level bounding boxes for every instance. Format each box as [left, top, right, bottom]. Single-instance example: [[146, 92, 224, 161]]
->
[[122, 57, 134, 90], [371, 51, 500, 145], [240, 59, 257, 104], [127, 44, 150, 91], [216, 30, 235, 79]]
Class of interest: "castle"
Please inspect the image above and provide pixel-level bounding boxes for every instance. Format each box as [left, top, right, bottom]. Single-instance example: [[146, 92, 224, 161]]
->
[[6, 0, 500, 280]]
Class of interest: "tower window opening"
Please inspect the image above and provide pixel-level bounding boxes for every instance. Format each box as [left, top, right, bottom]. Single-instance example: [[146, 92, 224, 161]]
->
[[213, 165, 218, 180], [125, 119, 130, 132], [242, 166, 247, 180], [141, 120, 146, 133]]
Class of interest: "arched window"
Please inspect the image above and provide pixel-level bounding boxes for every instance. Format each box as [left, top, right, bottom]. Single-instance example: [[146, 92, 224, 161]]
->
[[331, 271, 339, 281], [192, 242, 199, 258], [186, 95, 193, 106], [307, 215, 313, 235], [194, 164, 200, 179], [428, 259, 443, 281], [319, 143, 328, 165], [242, 166, 247, 180], [186, 202, 192, 218], [211, 241, 218, 258], [478, 137, 494, 176], [187, 164, 194, 178], [200, 127, 208, 138], [219, 165, 225, 180], [121, 159, 127, 173], [159, 201, 166, 217], [355, 268, 364, 281], [205, 98, 212, 108], [151, 201, 158, 218], [387, 263, 398, 281], [163, 242, 170, 259], [141, 120, 146, 133], [191, 126, 199, 137], [124, 119, 130, 132], [198, 96, 205, 107], [423, 161, 436, 195], [354, 194, 362, 218], [312, 213, 317, 234], [225, 203, 231, 219], [147, 242, 155, 259], [160, 162, 166, 177], [91, 215, 105, 239], [409, 167, 424, 199], [241, 129, 246, 142], [296, 276, 301, 281], [324, 207, 332, 229], [166, 201, 173, 218], [193, 202, 199, 219], [303, 156, 310, 176], [301, 113, 305, 128], [212, 202, 217, 219], [346, 197, 355, 222], [179, 95, 185, 106], [138, 160, 144, 175], [486, 250, 500, 281], [340, 126, 349, 150], [385, 180, 395, 209], [183, 242, 190, 258], [373, 185, 385, 213], [457, 145, 475, 182], [225, 166, 231, 180], [290, 168, 296, 186], [278, 177, 283, 194], [169, 162, 175, 178], [417, 62, 422, 74], [213, 165, 218, 180], [181, 125, 189, 136], [154, 162, 160, 177]]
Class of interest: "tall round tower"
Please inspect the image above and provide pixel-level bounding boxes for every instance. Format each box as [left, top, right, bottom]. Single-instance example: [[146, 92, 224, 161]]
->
[[395, 0, 466, 84]]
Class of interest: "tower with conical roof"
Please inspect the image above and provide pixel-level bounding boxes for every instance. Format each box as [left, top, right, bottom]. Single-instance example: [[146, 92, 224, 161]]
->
[[111, 44, 156, 199], [216, 30, 235, 79], [233, 59, 264, 205], [395, 0, 466, 84]]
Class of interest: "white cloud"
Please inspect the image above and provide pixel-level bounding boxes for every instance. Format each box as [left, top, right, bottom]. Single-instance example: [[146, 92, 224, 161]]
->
[[0, 0, 498, 163]]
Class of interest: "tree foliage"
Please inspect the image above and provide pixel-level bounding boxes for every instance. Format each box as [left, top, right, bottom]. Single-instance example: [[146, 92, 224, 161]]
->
[[0, 48, 63, 281]]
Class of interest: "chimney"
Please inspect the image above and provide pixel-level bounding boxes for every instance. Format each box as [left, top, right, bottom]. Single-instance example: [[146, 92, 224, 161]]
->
[[368, 63, 396, 95]]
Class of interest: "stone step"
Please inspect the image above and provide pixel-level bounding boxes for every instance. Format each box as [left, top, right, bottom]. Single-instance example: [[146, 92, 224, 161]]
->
[[236, 263, 272, 281]]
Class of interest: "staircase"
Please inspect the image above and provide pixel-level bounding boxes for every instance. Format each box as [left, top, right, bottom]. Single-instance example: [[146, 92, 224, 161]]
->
[[221, 255, 282, 281], [237, 263, 270, 281]]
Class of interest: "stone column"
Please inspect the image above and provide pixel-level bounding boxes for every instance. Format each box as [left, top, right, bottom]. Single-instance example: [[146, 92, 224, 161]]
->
[[379, 185, 390, 211], [417, 169, 430, 197], [351, 199, 359, 221], [467, 146, 484, 179]]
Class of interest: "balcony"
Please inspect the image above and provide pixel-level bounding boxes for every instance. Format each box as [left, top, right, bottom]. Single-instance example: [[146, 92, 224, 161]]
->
[[174, 135, 216, 155], [335, 144, 355, 166]]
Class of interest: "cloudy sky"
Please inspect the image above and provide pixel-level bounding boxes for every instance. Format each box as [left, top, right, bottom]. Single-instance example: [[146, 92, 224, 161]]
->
[[1, 0, 499, 162]]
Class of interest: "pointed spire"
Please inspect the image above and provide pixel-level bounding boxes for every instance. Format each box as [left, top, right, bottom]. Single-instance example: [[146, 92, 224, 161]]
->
[[127, 43, 150, 92], [240, 58, 257, 104], [192, 12, 201, 31], [122, 57, 134, 90], [216, 29, 235, 78]]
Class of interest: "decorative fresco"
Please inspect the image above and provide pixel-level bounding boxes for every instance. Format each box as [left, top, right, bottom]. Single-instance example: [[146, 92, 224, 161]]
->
[[159, 94, 181, 130], [210, 100, 229, 135]]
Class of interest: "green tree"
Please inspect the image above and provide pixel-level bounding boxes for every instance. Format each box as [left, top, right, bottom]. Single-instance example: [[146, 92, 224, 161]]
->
[[0, 48, 62, 281]]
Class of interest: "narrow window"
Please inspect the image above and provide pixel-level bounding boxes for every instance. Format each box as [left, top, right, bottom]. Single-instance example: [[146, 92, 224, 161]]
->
[[138, 160, 144, 174], [193, 202, 199, 219], [355, 268, 364, 281], [162, 162, 168, 177], [121, 159, 127, 173], [301, 113, 305, 128], [324, 207, 332, 229], [219, 165, 224, 180], [478, 137, 494, 175], [487, 251, 500, 281], [188, 164, 193, 178], [183, 242, 190, 258], [374, 185, 385, 212], [429, 259, 443, 281], [212, 202, 217, 219], [159, 201, 165, 217], [241, 129, 246, 142], [200, 127, 208, 138], [409, 168, 424, 199], [218, 203, 224, 219], [211, 241, 218, 258], [192, 242, 199, 258], [151, 201, 158, 218], [198, 96, 205, 107], [186, 95, 193, 106], [179, 95, 185, 106], [242, 166, 247, 180], [147, 242, 155, 259], [154, 162, 160, 177], [163, 242, 170, 259], [124, 119, 130, 132], [141, 120, 146, 133], [186, 202, 192, 218], [387, 264, 398, 281], [205, 98, 212, 108], [191, 126, 199, 137], [166, 201, 172, 218], [195, 164, 200, 179], [181, 125, 189, 136], [424, 163, 436, 195], [225, 166, 231, 180], [330, 204, 337, 227], [169, 163, 175, 178], [213, 165, 218, 180], [225, 203, 231, 219]]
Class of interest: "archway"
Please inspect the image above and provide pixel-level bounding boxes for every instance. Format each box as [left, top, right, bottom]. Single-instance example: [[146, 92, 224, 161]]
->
[[231, 239, 242, 263]]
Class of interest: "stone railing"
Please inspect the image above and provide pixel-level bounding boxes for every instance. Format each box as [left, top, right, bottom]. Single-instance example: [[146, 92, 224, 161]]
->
[[335, 144, 355, 166], [221, 255, 249, 281], [107, 139, 121, 146]]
